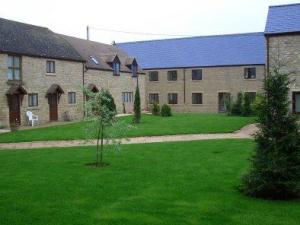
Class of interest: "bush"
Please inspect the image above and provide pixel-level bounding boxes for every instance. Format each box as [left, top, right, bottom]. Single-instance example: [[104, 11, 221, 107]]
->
[[231, 92, 243, 115], [241, 68, 300, 200], [242, 93, 252, 116], [101, 89, 117, 114], [161, 104, 172, 117], [133, 85, 141, 123], [225, 97, 232, 116], [151, 102, 160, 115], [251, 94, 263, 116]]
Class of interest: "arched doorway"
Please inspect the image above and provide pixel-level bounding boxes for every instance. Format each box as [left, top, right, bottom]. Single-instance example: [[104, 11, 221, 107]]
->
[[46, 84, 64, 122], [6, 85, 27, 127]]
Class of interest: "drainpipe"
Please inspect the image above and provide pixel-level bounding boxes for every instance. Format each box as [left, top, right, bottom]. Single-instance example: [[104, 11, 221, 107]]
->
[[183, 68, 186, 104], [82, 63, 86, 117], [266, 35, 270, 78]]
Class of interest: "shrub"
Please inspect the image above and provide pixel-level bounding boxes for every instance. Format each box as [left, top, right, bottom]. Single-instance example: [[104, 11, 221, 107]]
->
[[251, 94, 263, 116], [225, 97, 232, 116], [231, 92, 243, 115], [241, 68, 300, 200], [161, 104, 172, 117], [151, 102, 160, 115], [101, 89, 117, 114], [242, 93, 252, 116], [133, 85, 141, 123]]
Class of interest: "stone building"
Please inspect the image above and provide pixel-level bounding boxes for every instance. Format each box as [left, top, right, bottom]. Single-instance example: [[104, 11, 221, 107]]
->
[[0, 18, 144, 128], [265, 3, 300, 113], [61, 35, 146, 113], [0, 18, 85, 127], [118, 33, 266, 112]]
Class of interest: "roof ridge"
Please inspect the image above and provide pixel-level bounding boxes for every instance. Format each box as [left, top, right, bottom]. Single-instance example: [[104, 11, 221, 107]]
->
[[59, 33, 114, 47], [118, 32, 264, 45], [269, 3, 300, 8], [0, 17, 48, 30]]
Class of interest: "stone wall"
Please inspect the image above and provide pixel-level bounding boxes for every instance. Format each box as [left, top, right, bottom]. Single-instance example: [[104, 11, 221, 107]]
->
[[84, 69, 146, 113], [0, 54, 84, 127], [145, 65, 265, 112], [268, 34, 300, 111]]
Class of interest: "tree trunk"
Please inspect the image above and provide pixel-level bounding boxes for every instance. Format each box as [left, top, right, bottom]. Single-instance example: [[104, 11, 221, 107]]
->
[[100, 123, 104, 165], [96, 120, 102, 167]]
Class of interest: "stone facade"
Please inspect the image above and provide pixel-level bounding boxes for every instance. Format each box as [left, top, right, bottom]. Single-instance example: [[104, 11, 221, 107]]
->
[[145, 65, 265, 112], [0, 53, 84, 127], [84, 69, 146, 113], [267, 34, 300, 112]]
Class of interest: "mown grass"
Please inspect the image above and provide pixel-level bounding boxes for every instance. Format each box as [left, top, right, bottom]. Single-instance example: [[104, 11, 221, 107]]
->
[[0, 139, 299, 225], [0, 113, 256, 143]]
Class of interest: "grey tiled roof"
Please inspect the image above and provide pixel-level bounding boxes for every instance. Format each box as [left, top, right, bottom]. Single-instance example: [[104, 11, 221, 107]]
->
[[265, 3, 300, 34], [0, 18, 84, 61], [61, 35, 140, 73]]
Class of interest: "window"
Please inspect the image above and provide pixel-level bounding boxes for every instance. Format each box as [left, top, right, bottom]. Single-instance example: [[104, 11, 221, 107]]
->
[[90, 56, 99, 65], [245, 92, 256, 103], [113, 62, 120, 75], [149, 93, 159, 104], [168, 93, 178, 104], [192, 69, 202, 80], [132, 64, 138, 77], [68, 92, 76, 104], [167, 70, 177, 81], [122, 92, 133, 103], [28, 93, 38, 107], [244, 68, 256, 79], [192, 93, 203, 104], [149, 71, 158, 81], [46, 61, 55, 73], [7, 55, 21, 80]]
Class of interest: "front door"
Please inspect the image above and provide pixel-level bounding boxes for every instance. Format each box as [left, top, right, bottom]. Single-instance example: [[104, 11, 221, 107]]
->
[[218, 93, 230, 112], [8, 95, 21, 127], [292, 92, 300, 114], [48, 94, 58, 121]]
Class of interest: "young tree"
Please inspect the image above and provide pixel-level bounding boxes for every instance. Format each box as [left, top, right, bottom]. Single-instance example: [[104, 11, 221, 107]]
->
[[231, 92, 243, 115], [241, 68, 300, 199], [133, 85, 141, 123], [84, 88, 125, 167]]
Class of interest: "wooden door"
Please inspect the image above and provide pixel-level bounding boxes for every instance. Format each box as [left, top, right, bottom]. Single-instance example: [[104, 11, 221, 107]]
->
[[48, 94, 58, 121], [8, 95, 21, 127]]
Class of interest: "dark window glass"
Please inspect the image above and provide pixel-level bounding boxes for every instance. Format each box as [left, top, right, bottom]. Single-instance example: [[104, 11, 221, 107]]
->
[[132, 64, 138, 77], [46, 61, 55, 73], [192, 69, 202, 80], [167, 70, 177, 81], [149, 71, 158, 81], [192, 93, 203, 104], [68, 92, 76, 104], [244, 68, 256, 79], [149, 93, 159, 104], [168, 93, 178, 104], [113, 62, 120, 75], [122, 92, 133, 103], [7, 55, 21, 80], [28, 93, 38, 107]]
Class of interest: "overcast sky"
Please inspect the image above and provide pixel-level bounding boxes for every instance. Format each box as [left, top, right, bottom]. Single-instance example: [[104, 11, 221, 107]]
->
[[0, 0, 299, 44]]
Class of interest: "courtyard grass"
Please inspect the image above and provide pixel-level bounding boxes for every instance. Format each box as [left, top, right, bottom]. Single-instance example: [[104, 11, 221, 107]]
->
[[0, 140, 299, 225], [0, 113, 256, 143]]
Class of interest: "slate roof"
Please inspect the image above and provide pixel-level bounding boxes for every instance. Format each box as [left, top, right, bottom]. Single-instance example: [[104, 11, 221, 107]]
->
[[265, 3, 300, 35], [0, 18, 83, 62], [118, 33, 265, 70], [61, 35, 141, 73]]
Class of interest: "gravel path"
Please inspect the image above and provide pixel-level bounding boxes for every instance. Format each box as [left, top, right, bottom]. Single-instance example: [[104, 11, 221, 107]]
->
[[0, 124, 259, 150]]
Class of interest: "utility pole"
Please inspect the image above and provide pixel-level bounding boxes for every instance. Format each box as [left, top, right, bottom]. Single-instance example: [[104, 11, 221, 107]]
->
[[86, 26, 90, 40]]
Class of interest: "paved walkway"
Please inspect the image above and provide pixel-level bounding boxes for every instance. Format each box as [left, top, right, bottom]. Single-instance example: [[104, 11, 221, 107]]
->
[[0, 124, 258, 150]]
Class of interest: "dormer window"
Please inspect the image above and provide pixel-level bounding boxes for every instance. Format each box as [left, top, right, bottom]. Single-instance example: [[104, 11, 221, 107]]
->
[[113, 61, 120, 76], [132, 64, 138, 77], [90, 56, 99, 65]]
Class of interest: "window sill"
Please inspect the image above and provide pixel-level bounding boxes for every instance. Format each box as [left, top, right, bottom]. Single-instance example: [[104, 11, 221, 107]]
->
[[27, 107, 40, 110], [149, 80, 159, 83], [191, 104, 203, 106], [244, 78, 256, 81], [191, 80, 202, 82], [46, 73, 56, 76], [167, 80, 178, 82], [7, 80, 23, 85]]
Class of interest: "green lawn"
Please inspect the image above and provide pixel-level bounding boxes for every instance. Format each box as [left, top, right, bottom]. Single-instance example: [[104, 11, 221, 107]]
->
[[0, 140, 299, 225], [0, 113, 256, 143]]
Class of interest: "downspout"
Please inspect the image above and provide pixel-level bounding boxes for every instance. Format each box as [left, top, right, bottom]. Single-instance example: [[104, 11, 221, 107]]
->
[[82, 62, 86, 117], [183, 68, 186, 104], [266, 35, 270, 78]]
